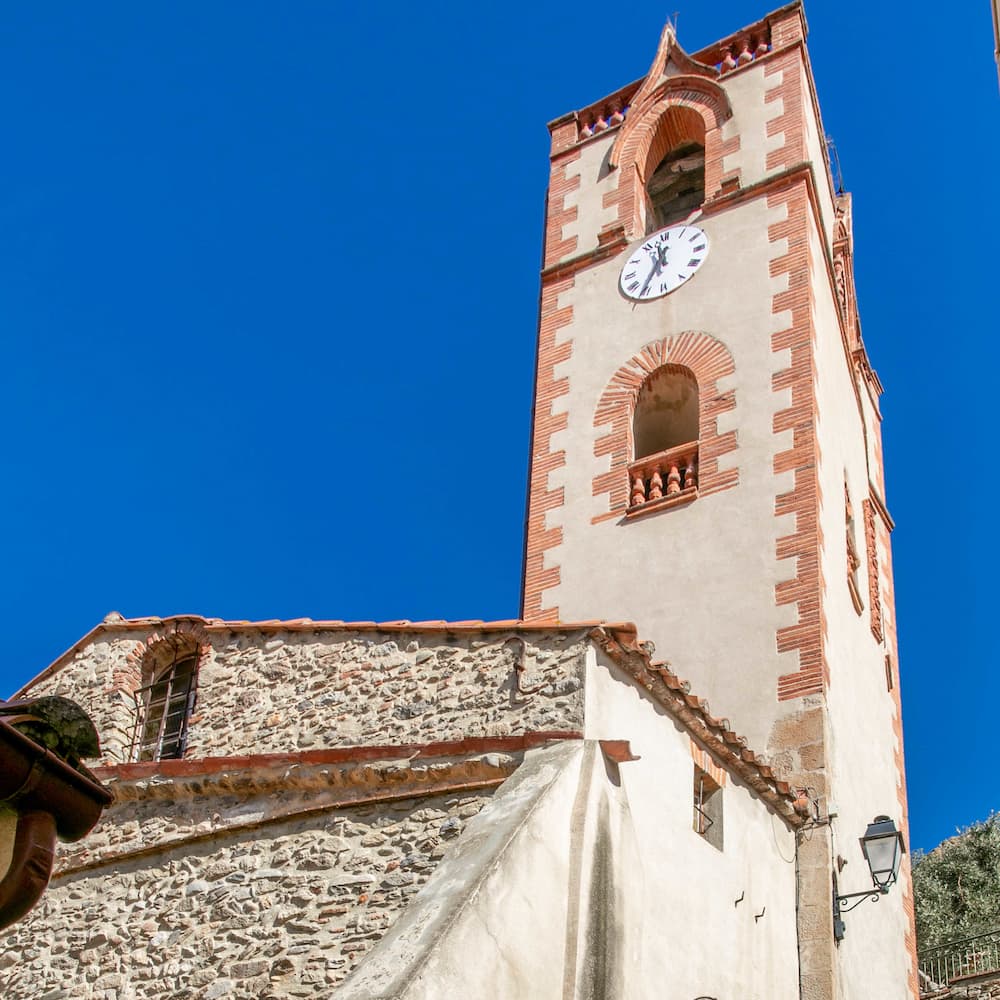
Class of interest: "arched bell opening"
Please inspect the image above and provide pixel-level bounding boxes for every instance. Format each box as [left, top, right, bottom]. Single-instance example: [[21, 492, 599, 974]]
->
[[642, 106, 706, 233]]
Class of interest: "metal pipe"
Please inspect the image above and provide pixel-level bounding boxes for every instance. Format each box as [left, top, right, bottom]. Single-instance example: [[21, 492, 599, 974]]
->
[[0, 715, 112, 929]]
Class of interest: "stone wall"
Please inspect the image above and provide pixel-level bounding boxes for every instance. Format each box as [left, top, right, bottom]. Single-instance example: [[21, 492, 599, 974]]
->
[[0, 787, 493, 999], [23, 624, 589, 765]]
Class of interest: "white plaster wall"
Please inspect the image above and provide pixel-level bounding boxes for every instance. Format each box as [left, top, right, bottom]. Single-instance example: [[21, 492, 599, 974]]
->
[[544, 193, 799, 751], [858, 376, 887, 500], [800, 70, 838, 245], [341, 650, 799, 1000], [584, 647, 800, 999], [806, 211, 912, 998]]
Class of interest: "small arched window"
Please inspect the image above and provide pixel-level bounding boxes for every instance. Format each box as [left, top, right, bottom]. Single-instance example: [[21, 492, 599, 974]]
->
[[633, 365, 699, 459], [644, 107, 706, 232], [131, 639, 200, 762], [629, 365, 700, 512]]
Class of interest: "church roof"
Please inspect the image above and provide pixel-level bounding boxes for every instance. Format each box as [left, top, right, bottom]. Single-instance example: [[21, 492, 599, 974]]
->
[[20, 613, 805, 823]]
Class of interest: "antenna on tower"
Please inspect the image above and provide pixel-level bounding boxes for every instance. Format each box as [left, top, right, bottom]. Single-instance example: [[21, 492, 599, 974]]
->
[[826, 136, 845, 195]]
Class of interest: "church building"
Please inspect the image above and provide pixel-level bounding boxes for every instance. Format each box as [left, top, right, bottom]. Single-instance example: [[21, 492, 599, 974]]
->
[[1, 4, 915, 998]]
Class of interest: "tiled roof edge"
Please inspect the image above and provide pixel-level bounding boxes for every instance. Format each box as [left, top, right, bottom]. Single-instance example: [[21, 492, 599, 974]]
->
[[590, 626, 808, 826]]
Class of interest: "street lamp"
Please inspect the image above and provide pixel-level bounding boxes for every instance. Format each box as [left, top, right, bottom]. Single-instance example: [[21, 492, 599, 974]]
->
[[833, 815, 906, 941]]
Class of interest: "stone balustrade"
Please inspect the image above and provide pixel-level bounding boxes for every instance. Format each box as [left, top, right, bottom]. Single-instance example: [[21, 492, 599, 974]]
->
[[628, 442, 698, 511], [578, 101, 628, 141], [695, 30, 771, 74], [571, 24, 774, 146], [575, 81, 639, 143]]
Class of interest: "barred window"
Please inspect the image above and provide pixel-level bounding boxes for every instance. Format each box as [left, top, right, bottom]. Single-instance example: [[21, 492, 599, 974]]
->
[[131, 647, 198, 762], [693, 764, 723, 851]]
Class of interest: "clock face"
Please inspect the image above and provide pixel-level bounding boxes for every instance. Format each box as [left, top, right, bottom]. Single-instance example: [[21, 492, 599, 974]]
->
[[619, 225, 710, 301]]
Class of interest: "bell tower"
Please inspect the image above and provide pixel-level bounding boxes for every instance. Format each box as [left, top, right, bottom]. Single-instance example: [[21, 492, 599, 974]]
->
[[521, 5, 915, 998]]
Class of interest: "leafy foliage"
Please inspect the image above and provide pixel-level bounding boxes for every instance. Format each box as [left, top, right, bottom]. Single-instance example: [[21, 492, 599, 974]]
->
[[913, 814, 1000, 946]]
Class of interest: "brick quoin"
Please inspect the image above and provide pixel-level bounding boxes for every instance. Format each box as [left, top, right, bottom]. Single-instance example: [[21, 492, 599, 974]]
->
[[523, 275, 574, 622], [769, 177, 826, 703], [523, 139, 585, 622], [764, 48, 807, 173]]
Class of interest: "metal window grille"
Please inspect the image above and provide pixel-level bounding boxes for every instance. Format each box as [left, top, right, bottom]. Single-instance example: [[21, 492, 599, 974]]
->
[[129, 652, 198, 762], [694, 774, 715, 836]]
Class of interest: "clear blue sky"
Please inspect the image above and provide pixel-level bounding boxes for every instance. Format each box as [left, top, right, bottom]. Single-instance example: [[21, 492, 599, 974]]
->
[[1, 2, 996, 854]]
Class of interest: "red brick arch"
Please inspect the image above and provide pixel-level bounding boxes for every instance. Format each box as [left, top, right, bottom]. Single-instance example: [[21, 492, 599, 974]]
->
[[592, 332, 738, 519], [124, 619, 212, 694], [606, 79, 738, 239]]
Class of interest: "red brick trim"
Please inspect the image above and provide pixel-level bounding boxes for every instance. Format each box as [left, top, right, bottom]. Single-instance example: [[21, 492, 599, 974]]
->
[[770, 179, 826, 703], [127, 621, 211, 690], [764, 47, 806, 173], [540, 226, 629, 283], [607, 22, 726, 163], [689, 738, 727, 787], [522, 146, 587, 622], [543, 149, 582, 269], [592, 333, 738, 520], [605, 84, 738, 239], [522, 274, 574, 621], [94, 731, 583, 782], [123, 622, 211, 762]]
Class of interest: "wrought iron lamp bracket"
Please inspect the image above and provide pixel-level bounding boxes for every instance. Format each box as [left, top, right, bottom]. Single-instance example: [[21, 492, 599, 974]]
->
[[835, 887, 887, 914], [833, 886, 888, 941]]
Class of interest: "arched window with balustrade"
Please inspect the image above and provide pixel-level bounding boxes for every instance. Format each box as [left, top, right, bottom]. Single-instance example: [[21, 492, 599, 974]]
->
[[593, 334, 738, 520], [629, 364, 700, 510]]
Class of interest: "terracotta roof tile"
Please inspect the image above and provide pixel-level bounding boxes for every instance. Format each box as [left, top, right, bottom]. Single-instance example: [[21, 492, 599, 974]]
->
[[15, 614, 806, 828]]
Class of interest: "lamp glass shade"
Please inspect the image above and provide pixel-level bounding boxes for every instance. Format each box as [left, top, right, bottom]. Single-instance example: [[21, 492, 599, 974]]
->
[[860, 816, 904, 890]]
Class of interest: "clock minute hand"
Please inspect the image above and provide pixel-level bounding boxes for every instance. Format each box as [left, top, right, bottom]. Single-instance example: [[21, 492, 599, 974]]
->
[[638, 251, 663, 297]]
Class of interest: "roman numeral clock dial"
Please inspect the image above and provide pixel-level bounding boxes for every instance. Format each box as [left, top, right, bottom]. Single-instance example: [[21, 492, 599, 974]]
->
[[619, 225, 710, 301]]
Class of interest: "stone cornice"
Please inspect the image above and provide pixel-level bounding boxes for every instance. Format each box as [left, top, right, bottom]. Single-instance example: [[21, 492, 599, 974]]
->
[[58, 737, 586, 878]]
